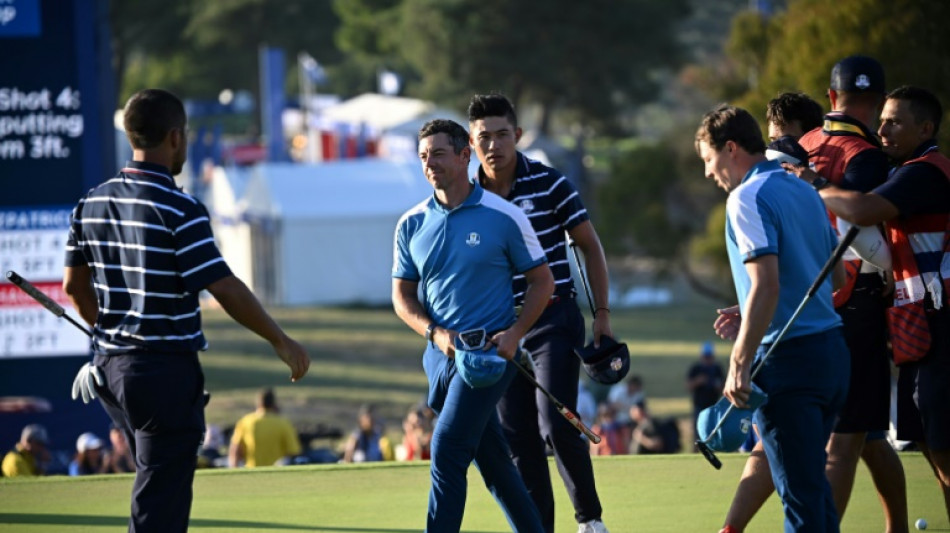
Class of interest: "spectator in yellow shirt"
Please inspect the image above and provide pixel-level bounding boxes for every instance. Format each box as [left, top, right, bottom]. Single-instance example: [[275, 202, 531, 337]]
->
[[228, 389, 302, 467], [2, 424, 50, 477]]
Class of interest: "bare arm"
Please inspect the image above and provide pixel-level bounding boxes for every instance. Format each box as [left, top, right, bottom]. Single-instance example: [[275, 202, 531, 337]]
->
[[788, 166, 899, 226], [819, 186, 899, 227], [391, 278, 458, 357], [63, 265, 98, 327], [724, 255, 779, 409], [568, 221, 614, 344], [227, 439, 244, 468], [491, 263, 555, 360], [206, 275, 309, 382]]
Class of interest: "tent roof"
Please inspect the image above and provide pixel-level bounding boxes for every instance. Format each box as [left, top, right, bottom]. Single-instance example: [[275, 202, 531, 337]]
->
[[321, 93, 460, 132], [218, 160, 436, 219]]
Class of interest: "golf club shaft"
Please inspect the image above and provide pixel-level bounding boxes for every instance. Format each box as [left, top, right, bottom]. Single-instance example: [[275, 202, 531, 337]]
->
[[6, 270, 93, 337], [512, 360, 601, 443], [698, 225, 860, 449]]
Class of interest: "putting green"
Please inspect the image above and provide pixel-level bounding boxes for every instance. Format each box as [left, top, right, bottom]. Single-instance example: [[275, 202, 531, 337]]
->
[[0, 453, 943, 532]]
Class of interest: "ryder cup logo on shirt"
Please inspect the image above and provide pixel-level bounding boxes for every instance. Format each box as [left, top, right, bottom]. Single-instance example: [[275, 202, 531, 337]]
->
[[855, 74, 871, 90], [518, 199, 534, 213], [466, 232, 481, 247]]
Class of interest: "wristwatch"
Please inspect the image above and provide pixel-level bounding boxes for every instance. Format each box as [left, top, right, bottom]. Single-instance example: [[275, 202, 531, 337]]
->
[[425, 322, 436, 343], [811, 175, 831, 191]]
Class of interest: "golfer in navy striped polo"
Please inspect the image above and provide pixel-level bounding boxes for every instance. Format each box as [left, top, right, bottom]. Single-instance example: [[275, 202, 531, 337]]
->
[[63, 88, 309, 533], [469, 94, 613, 533]]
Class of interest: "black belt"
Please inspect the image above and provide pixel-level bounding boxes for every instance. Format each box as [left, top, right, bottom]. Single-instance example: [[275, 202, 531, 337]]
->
[[514, 294, 567, 316]]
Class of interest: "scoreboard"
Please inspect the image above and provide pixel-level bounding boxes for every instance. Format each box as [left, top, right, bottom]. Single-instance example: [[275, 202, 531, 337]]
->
[[0, 0, 115, 457], [0, 0, 114, 358]]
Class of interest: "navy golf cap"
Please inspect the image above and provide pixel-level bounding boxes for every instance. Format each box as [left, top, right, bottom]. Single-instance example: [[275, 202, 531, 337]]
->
[[830, 55, 885, 94], [766, 135, 809, 166], [575, 335, 630, 385], [696, 384, 768, 452], [454, 339, 508, 388]]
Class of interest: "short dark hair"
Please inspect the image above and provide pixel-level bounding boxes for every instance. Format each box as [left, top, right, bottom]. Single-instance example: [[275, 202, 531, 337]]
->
[[695, 104, 766, 155], [887, 85, 943, 136], [766, 92, 824, 133], [258, 388, 276, 409], [468, 93, 518, 129], [418, 119, 469, 154], [123, 89, 186, 150]]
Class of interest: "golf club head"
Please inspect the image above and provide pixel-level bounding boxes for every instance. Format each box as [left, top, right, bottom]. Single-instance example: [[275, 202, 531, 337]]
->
[[696, 440, 722, 470]]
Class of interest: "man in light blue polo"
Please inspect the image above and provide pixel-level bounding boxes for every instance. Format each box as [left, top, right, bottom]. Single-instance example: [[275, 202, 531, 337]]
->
[[696, 105, 849, 533], [392, 118, 554, 533]]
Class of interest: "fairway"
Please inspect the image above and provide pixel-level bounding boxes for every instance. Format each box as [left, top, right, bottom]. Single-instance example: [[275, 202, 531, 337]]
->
[[0, 453, 944, 532]]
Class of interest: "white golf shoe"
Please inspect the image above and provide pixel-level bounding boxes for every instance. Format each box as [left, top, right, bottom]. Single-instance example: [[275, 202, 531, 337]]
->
[[577, 519, 609, 533]]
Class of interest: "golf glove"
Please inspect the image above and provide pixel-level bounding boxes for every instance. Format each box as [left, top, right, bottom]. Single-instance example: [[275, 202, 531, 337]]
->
[[71, 363, 104, 404]]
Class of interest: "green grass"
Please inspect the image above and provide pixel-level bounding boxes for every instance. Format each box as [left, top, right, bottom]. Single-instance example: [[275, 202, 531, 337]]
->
[[197, 301, 725, 445], [0, 453, 944, 532]]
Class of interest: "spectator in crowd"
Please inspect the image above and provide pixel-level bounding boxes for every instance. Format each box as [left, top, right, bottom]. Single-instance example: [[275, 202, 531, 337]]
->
[[399, 404, 433, 461], [590, 403, 629, 456], [229, 388, 302, 468], [576, 380, 598, 427], [629, 401, 666, 455], [2, 424, 50, 477], [607, 374, 644, 426], [686, 342, 725, 439], [197, 424, 226, 468], [342, 404, 394, 463], [69, 432, 106, 476], [102, 424, 135, 474]]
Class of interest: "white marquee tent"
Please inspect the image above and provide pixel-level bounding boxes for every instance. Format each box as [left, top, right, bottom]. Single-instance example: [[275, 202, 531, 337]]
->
[[207, 159, 436, 306]]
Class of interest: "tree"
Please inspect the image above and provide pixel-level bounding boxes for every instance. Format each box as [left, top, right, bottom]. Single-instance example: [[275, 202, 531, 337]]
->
[[338, 0, 692, 134], [113, 1, 342, 105], [727, 0, 950, 146]]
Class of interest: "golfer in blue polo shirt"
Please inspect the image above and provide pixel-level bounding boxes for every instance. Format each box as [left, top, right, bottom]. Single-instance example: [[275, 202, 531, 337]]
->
[[696, 105, 849, 532], [392, 119, 554, 532]]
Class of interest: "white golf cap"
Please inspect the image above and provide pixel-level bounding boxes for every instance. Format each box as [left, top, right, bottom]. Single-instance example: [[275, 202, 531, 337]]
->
[[76, 432, 104, 452], [21, 424, 48, 444]]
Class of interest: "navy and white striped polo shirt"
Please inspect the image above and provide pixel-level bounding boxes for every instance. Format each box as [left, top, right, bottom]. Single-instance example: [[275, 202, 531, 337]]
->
[[477, 152, 588, 305], [64, 161, 232, 355]]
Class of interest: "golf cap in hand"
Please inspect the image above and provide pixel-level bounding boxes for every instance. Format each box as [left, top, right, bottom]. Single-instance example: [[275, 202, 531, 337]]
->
[[766, 135, 809, 167], [696, 384, 768, 452], [575, 335, 630, 385], [454, 338, 507, 388]]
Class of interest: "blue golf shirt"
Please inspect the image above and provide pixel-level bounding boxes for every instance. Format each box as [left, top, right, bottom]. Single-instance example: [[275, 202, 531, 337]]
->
[[726, 160, 842, 345], [392, 182, 547, 333]]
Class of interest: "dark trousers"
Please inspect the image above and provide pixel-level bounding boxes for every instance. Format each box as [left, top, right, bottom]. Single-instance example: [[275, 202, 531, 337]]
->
[[754, 328, 850, 533], [497, 298, 603, 532], [94, 351, 205, 533]]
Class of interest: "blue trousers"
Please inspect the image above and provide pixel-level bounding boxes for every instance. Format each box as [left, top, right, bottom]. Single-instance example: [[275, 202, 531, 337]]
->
[[497, 298, 602, 532], [423, 344, 544, 533], [753, 328, 850, 533], [94, 352, 205, 533]]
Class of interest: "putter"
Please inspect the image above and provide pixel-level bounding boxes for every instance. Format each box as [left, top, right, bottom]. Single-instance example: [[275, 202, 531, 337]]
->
[[696, 225, 859, 469], [5, 270, 212, 407]]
